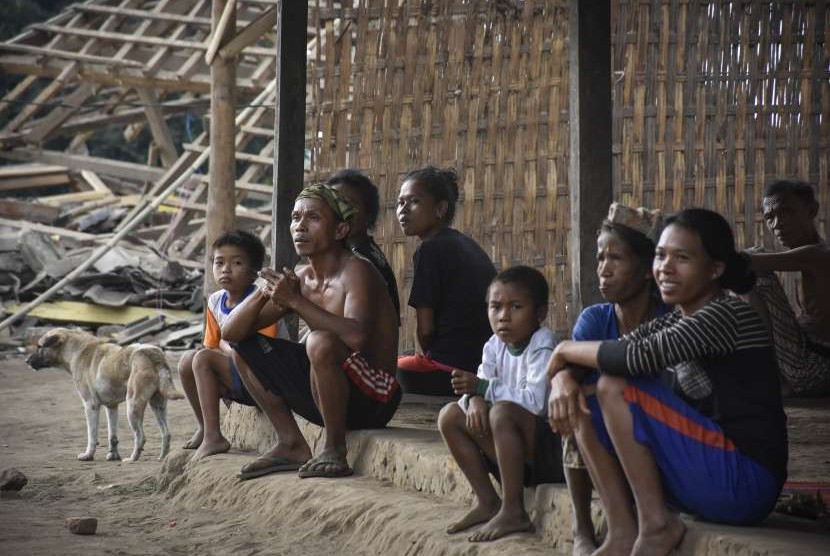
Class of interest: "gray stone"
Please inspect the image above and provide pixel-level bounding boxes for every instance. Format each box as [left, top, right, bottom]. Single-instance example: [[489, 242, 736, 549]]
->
[[66, 517, 97, 535], [0, 468, 27, 491]]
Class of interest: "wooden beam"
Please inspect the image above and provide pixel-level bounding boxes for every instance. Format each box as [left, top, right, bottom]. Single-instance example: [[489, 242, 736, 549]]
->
[[271, 0, 308, 273], [0, 216, 108, 242], [0, 75, 38, 121], [205, 0, 238, 65], [31, 23, 275, 57], [218, 6, 277, 61], [70, 4, 265, 29], [3, 64, 77, 134], [134, 88, 179, 167], [25, 82, 95, 145], [205, 0, 239, 295], [0, 43, 143, 67], [48, 98, 208, 135], [568, 0, 613, 321], [1, 148, 165, 182], [0, 199, 61, 224]]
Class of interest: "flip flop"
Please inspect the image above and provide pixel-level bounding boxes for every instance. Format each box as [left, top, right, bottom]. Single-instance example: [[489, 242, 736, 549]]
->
[[237, 455, 306, 481], [297, 451, 354, 479]]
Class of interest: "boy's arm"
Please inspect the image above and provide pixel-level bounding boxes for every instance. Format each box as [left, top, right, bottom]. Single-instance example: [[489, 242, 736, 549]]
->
[[749, 244, 830, 273], [221, 288, 288, 343]]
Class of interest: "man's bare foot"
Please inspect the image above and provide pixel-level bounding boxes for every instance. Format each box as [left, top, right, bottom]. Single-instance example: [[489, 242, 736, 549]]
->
[[593, 533, 636, 556], [263, 442, 312, 465], [632, 515, 685, 556], [182, 429, 203, 449], [468, 509, 534, 542], [193, 436, 231, 459], [572, 531, 598, 556], [446, 501, 499, 534]]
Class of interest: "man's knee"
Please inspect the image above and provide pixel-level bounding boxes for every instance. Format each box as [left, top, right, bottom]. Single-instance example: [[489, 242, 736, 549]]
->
[[306, 330, 345, 369], [438, 402, 464, 434], [596, 374, 627, 405]]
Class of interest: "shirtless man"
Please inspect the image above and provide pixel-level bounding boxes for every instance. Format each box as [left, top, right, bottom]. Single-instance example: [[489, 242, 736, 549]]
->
[[748, 179, 830, 396], [222, 183, 402, 479]]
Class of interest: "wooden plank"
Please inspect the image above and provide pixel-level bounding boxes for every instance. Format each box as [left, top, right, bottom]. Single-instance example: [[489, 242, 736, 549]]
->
[[205, 0, 239, 295], [3, 64, 77, 134], [3, 300, 195, 325], [37, 190, 111, 206], [0, 164, 67, 178], [272, 0, 309, 275], [0, 199, 61, 224], [568, 0, 613, 320], [218, 6, 277, 61], [0, 216, 107, 241], [134, 88, 179, 167], [79, 171, 113, 194], [0, 173, 70, 192], [70, 3, 266, 29], [1, 148, 165, 182]]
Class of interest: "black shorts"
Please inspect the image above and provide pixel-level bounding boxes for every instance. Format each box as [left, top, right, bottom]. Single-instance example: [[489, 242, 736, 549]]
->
[[483, 415, 565, 487], [233, 335, 401, 430]]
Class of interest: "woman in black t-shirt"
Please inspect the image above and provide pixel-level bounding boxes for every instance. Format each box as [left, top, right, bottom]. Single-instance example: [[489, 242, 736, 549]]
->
[[396, 166, 496, 395]]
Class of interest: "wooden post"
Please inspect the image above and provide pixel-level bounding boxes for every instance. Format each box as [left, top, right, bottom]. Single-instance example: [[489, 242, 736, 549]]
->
[[568, 0, 612, 323], [205, 0, 238, 296], [271, 0, 308, 271], [272, 0, 308, 340]]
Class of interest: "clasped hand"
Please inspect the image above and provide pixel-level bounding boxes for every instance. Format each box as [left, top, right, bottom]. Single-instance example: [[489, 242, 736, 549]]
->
[[258, 267, 301, 309], [547, 369, 590, 437]]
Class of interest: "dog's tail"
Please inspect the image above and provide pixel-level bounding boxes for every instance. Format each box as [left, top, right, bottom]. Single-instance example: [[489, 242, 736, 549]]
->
[[132, 345, 185, 400]]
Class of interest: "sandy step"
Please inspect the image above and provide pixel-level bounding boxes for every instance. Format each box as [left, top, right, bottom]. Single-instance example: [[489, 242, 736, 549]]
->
[[222, 405, 830, 555], [160, 450, 556, 556]]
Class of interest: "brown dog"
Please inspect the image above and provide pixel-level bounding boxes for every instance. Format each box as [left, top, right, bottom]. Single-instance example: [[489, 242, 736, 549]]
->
[[26, 328, 184, 462]]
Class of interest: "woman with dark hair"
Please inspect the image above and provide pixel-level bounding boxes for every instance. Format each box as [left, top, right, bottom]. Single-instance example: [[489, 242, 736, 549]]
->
[[549, 208, 787, 555], [396, 166, 497, 395], [563, 203, 669, 556]]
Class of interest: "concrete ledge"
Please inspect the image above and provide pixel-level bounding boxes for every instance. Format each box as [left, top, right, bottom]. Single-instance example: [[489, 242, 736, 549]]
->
[[223, 405, 830, 555]]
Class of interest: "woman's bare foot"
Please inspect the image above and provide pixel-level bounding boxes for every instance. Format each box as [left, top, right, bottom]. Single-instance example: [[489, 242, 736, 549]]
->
[[468, 509, 533, 542], [632, 515, 685, 556], [446, 501, 500, 534], [182, 428, 203, 449], [572, 531, 598, 556], [193, 436, 231, 459]]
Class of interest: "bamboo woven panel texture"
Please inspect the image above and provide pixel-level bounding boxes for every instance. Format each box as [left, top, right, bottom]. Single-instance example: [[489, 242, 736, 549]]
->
[[611, 0, 829, 244], [304, 0, 572, 350]]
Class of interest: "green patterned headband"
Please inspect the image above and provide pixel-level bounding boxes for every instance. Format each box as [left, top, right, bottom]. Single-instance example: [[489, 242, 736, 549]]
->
[[296, 183, 356, 223]]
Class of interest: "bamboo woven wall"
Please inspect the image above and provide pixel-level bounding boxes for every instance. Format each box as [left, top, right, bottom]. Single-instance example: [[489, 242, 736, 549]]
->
[[612, 0, 829, 307], [303, 0, 829, 351], [304, 0, 572, 350], [612, 0, 829, 243]]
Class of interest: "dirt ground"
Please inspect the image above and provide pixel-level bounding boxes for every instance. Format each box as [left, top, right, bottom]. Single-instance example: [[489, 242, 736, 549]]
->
[[0, 354, 344, 556], [0, 353, 828, 555]]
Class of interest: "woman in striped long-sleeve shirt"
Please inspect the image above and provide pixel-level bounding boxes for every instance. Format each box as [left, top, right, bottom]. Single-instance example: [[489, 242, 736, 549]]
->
[[548, 208, 787, 556]]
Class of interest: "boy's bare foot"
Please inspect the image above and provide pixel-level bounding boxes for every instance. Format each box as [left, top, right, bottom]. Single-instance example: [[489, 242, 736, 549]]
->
[[263, 442, 312, 465], [593, 533, 636, 556], [193, 436, 231, 459], [468, 509, 533, 542], [572, 531, 598, 556], [632, 515, 685, 556], [446, 501, 500, 534], [182, 429, 203, 449]]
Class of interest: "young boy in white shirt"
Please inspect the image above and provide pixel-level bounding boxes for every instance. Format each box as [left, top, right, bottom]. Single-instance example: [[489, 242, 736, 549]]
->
[[438, 265, 562, 542]]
